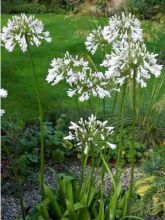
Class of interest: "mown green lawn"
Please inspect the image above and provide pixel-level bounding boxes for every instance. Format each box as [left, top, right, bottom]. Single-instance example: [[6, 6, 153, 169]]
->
[[1, 14, 165, 121]]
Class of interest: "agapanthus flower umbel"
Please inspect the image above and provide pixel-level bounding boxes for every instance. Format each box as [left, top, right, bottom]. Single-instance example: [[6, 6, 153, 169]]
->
[[85, 26, 105, 55], [85, 13, 143, 55], [46, 51, 89, 85], [101, 41, 163, 88], [102, 12, 143, 44], [64, 114, 116, 154], [0, 88, 8, 116], [1, 14, 51, 52], [46, 52, 114, 101], [67, 70, 117, 102]]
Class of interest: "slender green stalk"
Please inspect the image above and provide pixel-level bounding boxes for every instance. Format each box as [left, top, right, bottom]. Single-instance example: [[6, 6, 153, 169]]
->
[[114, 82, 127, 140], [80, 151, 85, 188], [75, 96, 80, 117], [115, 82, 127, 179], [95, 98, 101, 117], [103, 98, 106, 118], [127, 70, 136, 213], [111, 88, 119, 117], [83, 145, 95, 218], [107, 82, 127, 164], [26, 40, 45, 199], [100, 164, 104, 199], [88, 99, 94, 112], [100, 152, 116, 190]]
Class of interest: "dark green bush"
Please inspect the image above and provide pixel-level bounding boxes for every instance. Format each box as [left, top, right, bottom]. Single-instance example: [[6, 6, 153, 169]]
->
[[129, 0, 165, 19], [1, 0, 73, 14], [2, 1, 47, 14]]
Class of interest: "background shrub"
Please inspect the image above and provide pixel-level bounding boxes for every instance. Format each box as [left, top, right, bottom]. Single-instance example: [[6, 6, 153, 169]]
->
[[1, 0, 67, 14], [129, 0, 165, 19]]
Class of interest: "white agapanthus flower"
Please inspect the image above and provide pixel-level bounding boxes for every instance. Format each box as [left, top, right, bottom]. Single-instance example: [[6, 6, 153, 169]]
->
[[85, 26, 104, 55], [46, 51, 89, 85], [0, 88, 8, 116], [102, 12, 143, 44], [67, 70, 115, 102], [1, 14, 51, 52], [46, 52, 115, 101], [64, 114, 116, 154], [85, 13, 143, 55], [101, 41, 163, 88]]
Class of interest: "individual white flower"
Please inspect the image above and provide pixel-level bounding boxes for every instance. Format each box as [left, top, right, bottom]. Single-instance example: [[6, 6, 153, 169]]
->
[[1, 13, 51, 52], [85, 26, 105, 54], [64, 114, 116, 154], [101, 41, 163, 88], [0, 88, 8, 116]]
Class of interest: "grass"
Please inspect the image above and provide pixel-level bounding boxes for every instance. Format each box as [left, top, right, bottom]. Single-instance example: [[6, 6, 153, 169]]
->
[[1, 14, 165, 121]]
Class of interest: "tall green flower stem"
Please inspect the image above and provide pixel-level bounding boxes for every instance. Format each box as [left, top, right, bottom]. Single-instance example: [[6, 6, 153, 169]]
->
[[106, 82, 127, 166], [88, 99, 94, 112], [83, 145, 95, 219], [95, 98, 101, 117], [115, 82, 127, 179], [127, 71, 137, 213], [111, 87, 119, 117], [75, 96, 80, 117], [26, 39, 45, 199], [80, 147, 89, 186], [101, 152, 116, 190], [103, 98, 106, 118]]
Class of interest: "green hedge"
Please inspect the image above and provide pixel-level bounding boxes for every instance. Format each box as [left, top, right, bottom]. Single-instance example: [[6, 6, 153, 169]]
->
[[130, 0, 165, 19], [1, 0, 67, 14]]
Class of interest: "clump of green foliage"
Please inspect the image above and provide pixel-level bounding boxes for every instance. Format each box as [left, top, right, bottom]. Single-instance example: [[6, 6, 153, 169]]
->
[[1, 114, 72, 192], [128, 0, 165, 19], [135, 147, 165, 217]]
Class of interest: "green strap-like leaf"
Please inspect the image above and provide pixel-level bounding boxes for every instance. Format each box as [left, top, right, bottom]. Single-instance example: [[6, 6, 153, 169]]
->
[[44, 185, 62, 218], [98, 199, 104, 220]]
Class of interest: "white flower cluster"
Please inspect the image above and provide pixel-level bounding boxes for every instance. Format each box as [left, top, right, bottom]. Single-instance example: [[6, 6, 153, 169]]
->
[[46, 52, 114, 102], [85, 26, 104, 55], [0, 88, 8, 116], [1, 14, 51, 52], [85, 12, 163, 88], [64, 114, 116, 154], [85, 13, 143, 55], [101, 41, 163, 88], [102, 13, 143, 44]]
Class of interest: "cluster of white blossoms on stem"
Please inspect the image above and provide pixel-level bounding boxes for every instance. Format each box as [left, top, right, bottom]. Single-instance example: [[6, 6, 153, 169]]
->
[[46, 51, 89, 86], [67, 70, 117, 102], [64, 114, 116, 154], [85, 26, 104, 55], [102, 12, 143, 44], [85, 12, 162, 88], [0, 88, 8, 116], [46, 52, 115, 101], [101, 41, 163, 88], [1, 13, 51, 52], [85, 13, 143, 55]]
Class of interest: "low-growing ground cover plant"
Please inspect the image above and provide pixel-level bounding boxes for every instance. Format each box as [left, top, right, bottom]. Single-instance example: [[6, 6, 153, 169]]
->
[[1, 8, 164, 220]]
